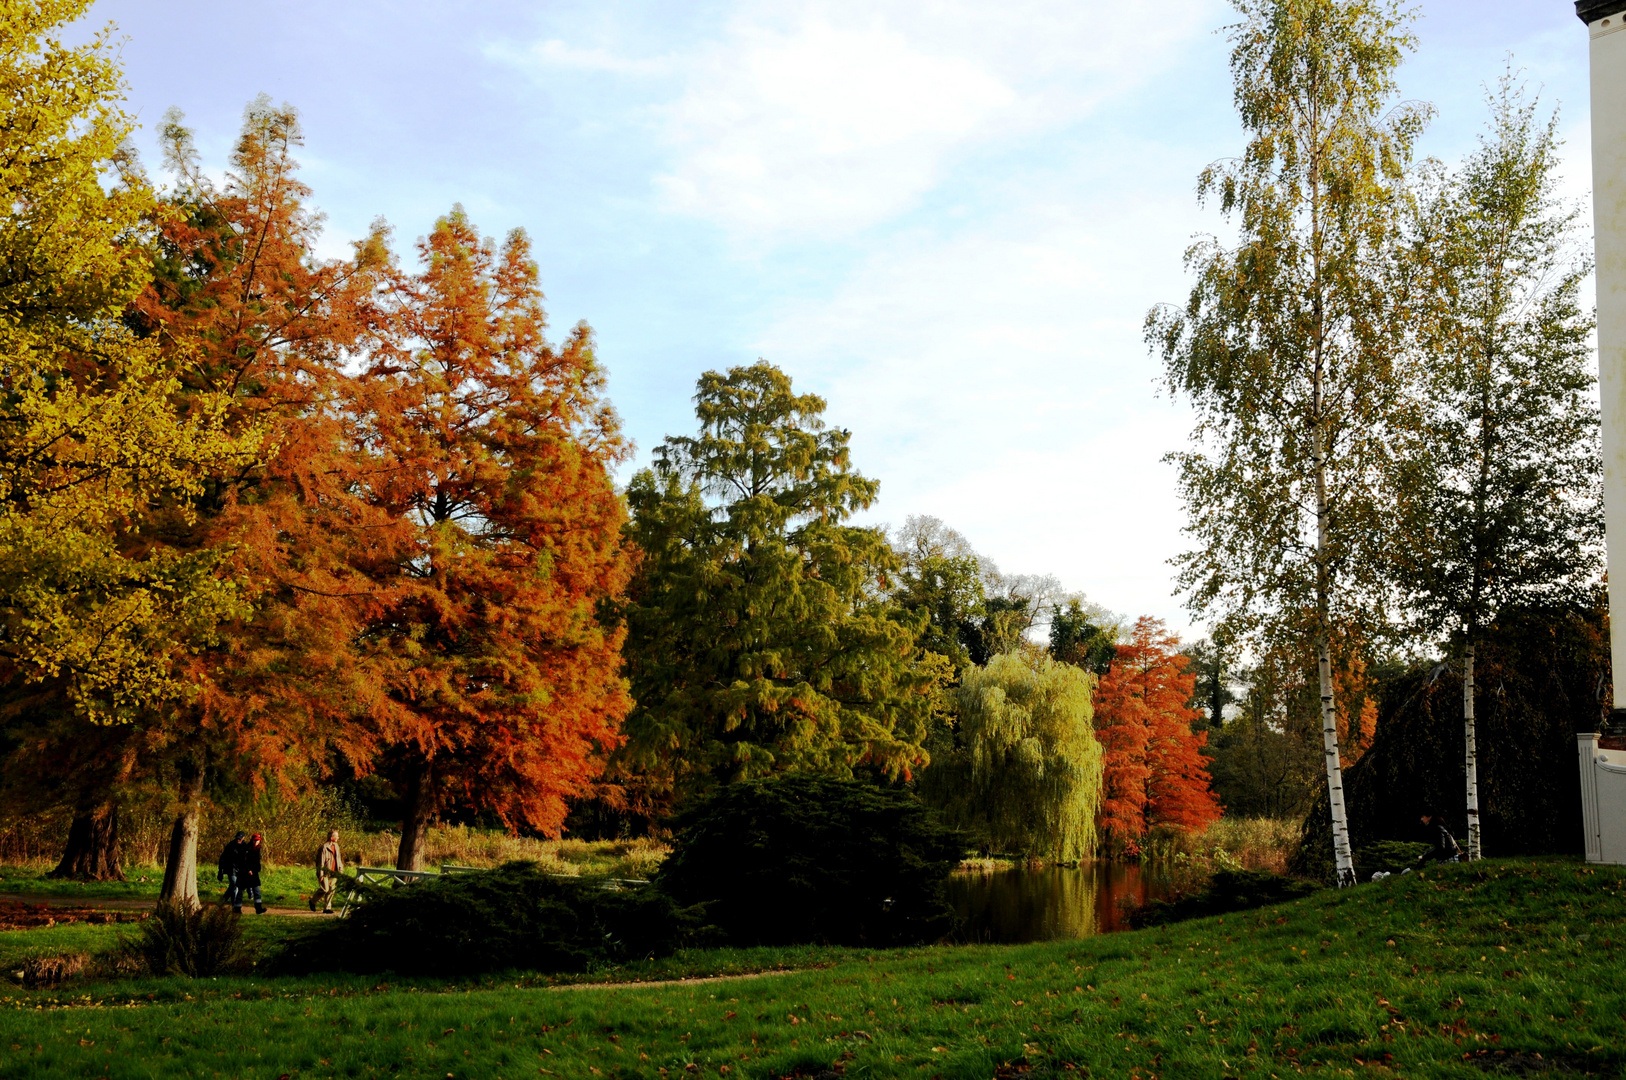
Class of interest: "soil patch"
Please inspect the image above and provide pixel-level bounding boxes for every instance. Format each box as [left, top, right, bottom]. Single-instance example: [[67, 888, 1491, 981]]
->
[[0, 899, 146, 931]]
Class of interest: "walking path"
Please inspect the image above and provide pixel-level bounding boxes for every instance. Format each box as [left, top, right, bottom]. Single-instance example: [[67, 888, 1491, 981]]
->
[[550, 969, 799, 992], [0, 893, 327, 920]]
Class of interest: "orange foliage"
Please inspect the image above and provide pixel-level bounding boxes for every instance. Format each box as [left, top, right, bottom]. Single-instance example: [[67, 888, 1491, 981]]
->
[[1328, 621, 1379, 768], [354, 209, 633, 864], [1092, 616, 1221, 853], [129, 102, 397, 790]]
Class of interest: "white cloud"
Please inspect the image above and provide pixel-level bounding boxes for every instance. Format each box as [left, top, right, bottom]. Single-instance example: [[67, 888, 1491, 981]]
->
[[495, 0, 1219, 240], [652, 17, 1014, 236], [502, 38, 672, 77], [751, 160, 1212, 635]]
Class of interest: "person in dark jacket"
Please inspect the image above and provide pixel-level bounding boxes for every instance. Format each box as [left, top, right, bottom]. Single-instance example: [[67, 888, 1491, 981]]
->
[[236, 833, 267, 915], [1407, 812, 1462, 870], [218, 831, 248, 908]]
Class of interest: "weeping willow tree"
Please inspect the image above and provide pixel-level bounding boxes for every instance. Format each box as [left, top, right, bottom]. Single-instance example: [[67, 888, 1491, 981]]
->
[[921, 652, 1103, 861]]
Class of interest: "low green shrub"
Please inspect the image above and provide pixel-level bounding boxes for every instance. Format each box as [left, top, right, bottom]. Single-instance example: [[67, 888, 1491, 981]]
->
[[1355, 840, 1430, 876], [655, 776, 963, 947], [277, 861, 709, 977], [18, 951, 87, 988], [124, 901, 255, 977], [1129, 869, 1323, 928]]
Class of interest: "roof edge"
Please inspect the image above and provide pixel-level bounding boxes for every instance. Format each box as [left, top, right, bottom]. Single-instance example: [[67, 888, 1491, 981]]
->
[[1579, 0, 1626, 24]]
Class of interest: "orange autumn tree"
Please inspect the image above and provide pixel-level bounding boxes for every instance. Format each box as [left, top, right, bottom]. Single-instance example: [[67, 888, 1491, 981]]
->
[[1092, 636, 1152, 854], [1092, 616, 1220, 853], [126, 100, 397, 906], [9, 97, 395, 903], [356, 208, 633, 870]]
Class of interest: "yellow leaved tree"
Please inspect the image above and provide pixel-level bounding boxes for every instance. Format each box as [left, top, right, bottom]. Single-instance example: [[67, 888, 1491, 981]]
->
[[0, 0, 256, 723]]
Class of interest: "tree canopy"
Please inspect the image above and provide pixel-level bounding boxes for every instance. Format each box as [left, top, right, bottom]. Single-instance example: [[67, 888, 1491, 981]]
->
[[619, 362, 933, 807], [926, 650, 1103, 861]]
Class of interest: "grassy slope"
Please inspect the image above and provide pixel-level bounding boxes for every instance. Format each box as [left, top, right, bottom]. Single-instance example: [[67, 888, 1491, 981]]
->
[[0, 859, 1622, 1079]]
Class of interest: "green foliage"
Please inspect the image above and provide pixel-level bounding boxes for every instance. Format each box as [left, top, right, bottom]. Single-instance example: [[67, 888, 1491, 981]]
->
[[888, 515, 988, 675], [1179, 637, 1236, 729], [1048, 599, 1117, 676], [281, 863, 709, 977], [655, 776, 961, 947], [1129, 868, 1323, 928], [0, 0, 253, 720], [1204, 671, 1327, 820], [124, 901, 254, 978], [1389, 76, 1599, 641], [1147, 0, 1428, 645], [620, 363, 931, 802], [923, 652, 1103, 861]]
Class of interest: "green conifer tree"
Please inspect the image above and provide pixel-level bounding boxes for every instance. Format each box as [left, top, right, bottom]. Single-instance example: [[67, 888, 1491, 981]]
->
[[619, 363, 932, 805]]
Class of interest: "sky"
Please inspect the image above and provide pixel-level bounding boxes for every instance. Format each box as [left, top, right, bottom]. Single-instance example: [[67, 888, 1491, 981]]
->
[[81, 0, 1595, 639]]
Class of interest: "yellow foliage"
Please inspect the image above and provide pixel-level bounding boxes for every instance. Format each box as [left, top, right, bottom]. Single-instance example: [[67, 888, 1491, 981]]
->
[[0, 0, 257, 720], [949, 651, 1103, 861]]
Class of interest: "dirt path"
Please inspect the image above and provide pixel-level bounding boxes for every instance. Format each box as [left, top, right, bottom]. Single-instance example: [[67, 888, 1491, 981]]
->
[[549, 969, 799, 992], [0, 893, 328, 920]]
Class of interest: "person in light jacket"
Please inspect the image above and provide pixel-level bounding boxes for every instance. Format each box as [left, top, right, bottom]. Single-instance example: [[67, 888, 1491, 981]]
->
[[311, 829, 344, 914]]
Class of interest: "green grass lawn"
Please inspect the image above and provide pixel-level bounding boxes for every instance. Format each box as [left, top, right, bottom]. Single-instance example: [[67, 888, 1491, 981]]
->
[[0, 858, 1622, 1079]]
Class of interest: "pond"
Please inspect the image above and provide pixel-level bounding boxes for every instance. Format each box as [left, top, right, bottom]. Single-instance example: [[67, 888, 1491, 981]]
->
[[947, 863, 1178, 943]]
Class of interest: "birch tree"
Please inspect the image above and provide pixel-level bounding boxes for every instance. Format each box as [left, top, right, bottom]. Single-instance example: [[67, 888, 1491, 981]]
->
[[1391, 78, 1600, 860], [1147, 0, 1427, 885]]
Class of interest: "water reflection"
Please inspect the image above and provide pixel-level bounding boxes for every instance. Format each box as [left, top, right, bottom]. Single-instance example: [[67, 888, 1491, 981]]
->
[[947, 863, 1176, 943]]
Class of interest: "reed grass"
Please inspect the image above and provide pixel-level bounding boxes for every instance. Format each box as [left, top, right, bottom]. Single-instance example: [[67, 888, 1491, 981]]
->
[[0, 793, 670, 879], [1142, 815, 1301, 873], [342, 828, 669, 879]]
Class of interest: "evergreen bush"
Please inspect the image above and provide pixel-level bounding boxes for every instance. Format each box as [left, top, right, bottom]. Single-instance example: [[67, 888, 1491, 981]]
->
[[126, 901, 254, 977], [277, 862, 708, 976], [655, 776, 962, 947]]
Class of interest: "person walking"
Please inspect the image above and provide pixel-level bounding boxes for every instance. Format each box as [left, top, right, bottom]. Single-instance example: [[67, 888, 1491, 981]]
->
[[238, 833, 267, 915], [311, 829, 344, 914], [218, 831, 248, 909]]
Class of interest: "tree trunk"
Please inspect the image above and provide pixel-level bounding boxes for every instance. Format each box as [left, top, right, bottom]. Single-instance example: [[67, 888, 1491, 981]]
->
[[1316, 637, 1357, 886], [1311, 418, 1356, 887], [396, 761, 434, 871], [1463, 642, 1481, 860], [158, 759, 203, 910], [49, 798, 124, 881]]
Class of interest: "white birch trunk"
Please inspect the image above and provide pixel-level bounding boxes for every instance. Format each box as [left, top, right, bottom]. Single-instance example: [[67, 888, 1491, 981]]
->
[[1463, 643, 1481, 860], [1316, 639, 1356, 885], [1312, 421, 1356, 887]]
